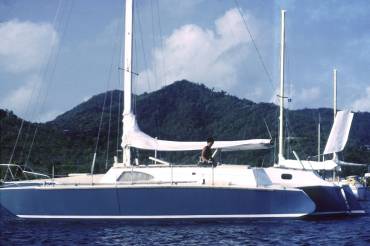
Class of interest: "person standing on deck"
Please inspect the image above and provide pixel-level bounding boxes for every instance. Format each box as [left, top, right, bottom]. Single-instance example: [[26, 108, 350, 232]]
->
[[200, 137, 215, 166]]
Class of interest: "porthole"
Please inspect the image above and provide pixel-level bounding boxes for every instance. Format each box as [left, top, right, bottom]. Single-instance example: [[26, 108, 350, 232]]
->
[[281, 173, 292, 180]]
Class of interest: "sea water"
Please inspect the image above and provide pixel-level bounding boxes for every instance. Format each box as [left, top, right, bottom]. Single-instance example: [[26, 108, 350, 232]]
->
[[1, 191, 369, 245]]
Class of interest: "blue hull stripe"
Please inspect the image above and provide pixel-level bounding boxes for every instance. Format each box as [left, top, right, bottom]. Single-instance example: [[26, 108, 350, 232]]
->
[[299, 185, 364, 215], [17, 213, 307, 219], [0, 186, 315, 219]]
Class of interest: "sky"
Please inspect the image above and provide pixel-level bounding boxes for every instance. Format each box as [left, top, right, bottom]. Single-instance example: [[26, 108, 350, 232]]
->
[[0, 0, 369, 122]]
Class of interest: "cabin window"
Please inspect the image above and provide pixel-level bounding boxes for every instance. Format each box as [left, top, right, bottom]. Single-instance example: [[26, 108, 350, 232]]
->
[[281, 173, 292, 180], [117, 171, 154, 182]]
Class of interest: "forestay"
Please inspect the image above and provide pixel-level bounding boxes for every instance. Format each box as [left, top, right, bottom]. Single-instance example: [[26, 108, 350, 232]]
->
[[122, 113, 271, 152], [323, 110, 354, 155]]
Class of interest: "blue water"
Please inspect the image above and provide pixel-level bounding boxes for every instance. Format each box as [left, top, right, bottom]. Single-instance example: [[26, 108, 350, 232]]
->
[[1, 194, 370, 245]]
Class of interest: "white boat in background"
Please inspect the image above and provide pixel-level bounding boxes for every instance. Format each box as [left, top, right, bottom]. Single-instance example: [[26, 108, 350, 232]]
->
[[271, 10, 363, 215], [0, 2, 364, 220], [339, 176, 367, 201], [277, 110, 353, 172], [364, 173, 370, 187], [277, 68, 368, 201]]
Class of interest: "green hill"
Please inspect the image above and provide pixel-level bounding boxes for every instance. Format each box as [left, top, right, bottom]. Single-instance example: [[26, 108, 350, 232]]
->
[[1, 80, 369, 176]]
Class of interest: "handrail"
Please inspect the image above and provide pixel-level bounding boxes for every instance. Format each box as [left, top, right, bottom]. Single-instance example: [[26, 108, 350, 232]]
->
[[148, 156, 170, 166], [23, 171, 50, 179], [0, 163, 23, 168], [0, 164, 50, 181]]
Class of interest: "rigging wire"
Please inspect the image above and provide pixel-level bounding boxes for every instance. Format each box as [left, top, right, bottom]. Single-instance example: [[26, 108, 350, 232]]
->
[[233, 0, 282, 157], [91, 90, 109, 174], [116, 0, 124, 162], [136, 0, 161, 142], [152, 0, 164, 140], [22, 0, 68, 162], [136, 1, 152, 91], [19, 122, 33, 164], [25, 0, 75, 167], [285, 46, 292, 159], [154, 0, 167, 87], [133, 4, 140, 116], [233, 0, 275, 90], [149, 0, 159, 90], [105, 90, 114, 170], [283, 42, 312, 159], [273, 106, 279, 163], [9, 0, 65, 165], [105, 5, 124, 170], [9, 120, 24, 163], [234, 0, 281, 163], [92, 1, 123, 173], [27, 0, 66, 122], [116, 80, 122, 161]]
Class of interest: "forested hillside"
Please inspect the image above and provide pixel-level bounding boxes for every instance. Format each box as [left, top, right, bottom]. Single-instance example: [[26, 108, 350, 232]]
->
[[1, 80, 369, 176]]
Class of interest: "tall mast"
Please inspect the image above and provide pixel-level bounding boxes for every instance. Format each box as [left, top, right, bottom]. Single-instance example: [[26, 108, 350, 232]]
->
[[278, 10, 286, 162], [332, 68, 338, 163], [122, 0, 133, 166], [317, 115, 321, 162], [333, 68, 337, 121]]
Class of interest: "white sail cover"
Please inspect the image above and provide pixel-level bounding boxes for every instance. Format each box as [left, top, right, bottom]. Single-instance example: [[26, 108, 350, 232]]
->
[[278, 158, 338, 171], [278, 159, 365, 171], [122, 114, 271, 151], [323, 110, 354, 155]]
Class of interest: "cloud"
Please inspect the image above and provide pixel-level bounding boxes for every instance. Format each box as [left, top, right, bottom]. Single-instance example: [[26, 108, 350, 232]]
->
[[37, 109, 62, 123], [0, 20, 60, 121], [0, 75, 42, 116], [82, 96, 92, 102], [288, 86, 321, 109], [269, 87, 280, 105], [0, 74, 64, 122], [352, 87, 370, 112], [299, 87, 320, 103], [0, 20, 58, 74], [135, 8, 259, 93]]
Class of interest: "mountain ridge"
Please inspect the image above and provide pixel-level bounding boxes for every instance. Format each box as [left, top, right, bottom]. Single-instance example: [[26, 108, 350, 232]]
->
[[1, 80, 369, 175]]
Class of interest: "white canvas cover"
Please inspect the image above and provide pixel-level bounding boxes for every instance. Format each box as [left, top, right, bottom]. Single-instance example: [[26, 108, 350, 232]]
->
[[278, 159, 366, 171], [122, 113, 271, 151], [323, 110, 354, 155], [278, 158, 338, 171]]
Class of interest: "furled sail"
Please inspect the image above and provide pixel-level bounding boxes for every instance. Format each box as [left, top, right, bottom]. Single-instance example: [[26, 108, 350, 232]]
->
[[122, 113, 271, 151], [278, 157, 338, 170], [323, 110, 354, 155]]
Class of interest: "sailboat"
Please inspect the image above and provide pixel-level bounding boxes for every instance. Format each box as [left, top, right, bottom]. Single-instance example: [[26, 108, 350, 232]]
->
[[272, 11, 364, 214], [281, 69, 368, 200], [0, 2, 363, 220]]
